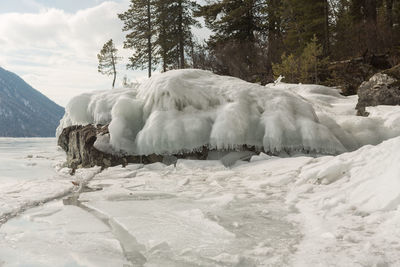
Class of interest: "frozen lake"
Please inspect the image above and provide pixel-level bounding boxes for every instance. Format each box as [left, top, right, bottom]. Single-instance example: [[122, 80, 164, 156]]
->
[[0, 138, 60, 180], [0, 138, 72, 225], [0, 138, 399, 266], [0, 139, 302, 266]]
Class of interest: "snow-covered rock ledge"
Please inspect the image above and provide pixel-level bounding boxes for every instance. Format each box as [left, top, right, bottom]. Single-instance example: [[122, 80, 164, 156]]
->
[[57, 124, 152, 169], [57, 124, 208, 169], [57, 69, 400, 168]]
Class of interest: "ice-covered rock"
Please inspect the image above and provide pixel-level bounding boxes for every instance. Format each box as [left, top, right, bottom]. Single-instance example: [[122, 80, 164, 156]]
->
[[57, 124, 166, 169], [58, 69, 400, 162], [58, 69, 353, 157]]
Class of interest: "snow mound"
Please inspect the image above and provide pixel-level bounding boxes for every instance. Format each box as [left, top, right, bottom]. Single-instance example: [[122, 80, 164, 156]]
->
[[57, 69, 398, 156], [295, 136, 400, 213], [57, 88, 138, 133]]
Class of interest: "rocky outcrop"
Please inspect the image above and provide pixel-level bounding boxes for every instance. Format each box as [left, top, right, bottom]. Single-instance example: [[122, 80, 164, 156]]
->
[[58, 124, 215, 170], [356, 64, 400, 116], [58, 124, 164, 170], [57, 124, 260, 170]]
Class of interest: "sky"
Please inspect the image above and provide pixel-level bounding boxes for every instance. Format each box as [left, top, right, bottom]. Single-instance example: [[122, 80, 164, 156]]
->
[[0, 0, 210, 107]]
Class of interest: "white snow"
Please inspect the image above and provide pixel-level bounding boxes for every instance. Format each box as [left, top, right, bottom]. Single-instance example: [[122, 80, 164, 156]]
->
[[2, 132, 400, 265], [287, 137, 400, 266]]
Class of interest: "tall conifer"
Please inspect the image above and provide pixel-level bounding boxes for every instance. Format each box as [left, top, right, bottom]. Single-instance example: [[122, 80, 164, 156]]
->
[[118, 0, 157, 77]]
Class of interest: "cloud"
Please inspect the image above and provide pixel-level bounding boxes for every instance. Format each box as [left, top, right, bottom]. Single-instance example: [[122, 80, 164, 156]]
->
[[0, 0, 211, 107], [0, 1, 144, 107]]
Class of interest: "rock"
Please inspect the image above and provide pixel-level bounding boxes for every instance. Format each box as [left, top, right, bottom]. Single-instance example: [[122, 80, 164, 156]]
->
[[58, 124, 150, 170], [58, 124, 211, 170], [220, 151, 256, 167], [58, 125, 261, 170], [356, 64, 400, 116]]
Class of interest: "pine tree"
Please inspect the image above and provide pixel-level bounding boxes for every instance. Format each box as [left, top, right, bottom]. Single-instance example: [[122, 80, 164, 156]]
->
[[264, 0, 284, 70], [198, 0, 264, 44], [281, 0, 329, 56], [330, 0, 355, 59], [156, 0, 199, 69], [272, 53, 299, 82], [97, 39, 120, 88], [299, 35, 327, 83], [118, 0, 157, 77], [155, 0, 175, 71], [175, 0, 199, 68], [272, 35, 327, 83], [196, 0, 268, 81]]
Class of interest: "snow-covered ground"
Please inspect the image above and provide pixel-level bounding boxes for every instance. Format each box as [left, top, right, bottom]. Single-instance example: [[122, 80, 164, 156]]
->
[[1, 70, 400, 266], [1, 138, 400, 266]]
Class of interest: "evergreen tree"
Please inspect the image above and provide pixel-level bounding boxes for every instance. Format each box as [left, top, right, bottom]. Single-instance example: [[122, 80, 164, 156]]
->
[[155, 0, 177, 71], [196, 0, 269, 81], [331, 0, 398, 57], [198, 0, 264, 44], [272, 35, 328, 83], [97, 39, 120, 88], [300, 35, 328, 83], [118, 0, 157, 77], [175, 0, 200, 68], [264, 0, 284, 69], [281, 0, 329, 56], [115, 0, 400, 84], [156, 0, 199, 69], [330, 0, 355, 59], [272, 53, 299, 82]]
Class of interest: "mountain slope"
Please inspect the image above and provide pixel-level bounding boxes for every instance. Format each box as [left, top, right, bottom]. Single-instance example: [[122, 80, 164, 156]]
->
[[0, 67, 64, 137]]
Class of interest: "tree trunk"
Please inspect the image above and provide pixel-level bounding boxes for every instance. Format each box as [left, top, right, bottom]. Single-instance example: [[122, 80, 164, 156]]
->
[[266, 0, 282, 72], [111, 52, 116, 88], [147, 0, 152, 77], [323, 0, 330, 56], [365, 0, 378, 53], [189, 37, 195, 68], [386, 0, 394, 28], [162, 25, 167, 72], [178, 0, 185, 68]]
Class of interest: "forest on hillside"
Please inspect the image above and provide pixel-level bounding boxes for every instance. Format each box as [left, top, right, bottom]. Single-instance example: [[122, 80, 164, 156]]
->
[[101, 0, 400, 91]]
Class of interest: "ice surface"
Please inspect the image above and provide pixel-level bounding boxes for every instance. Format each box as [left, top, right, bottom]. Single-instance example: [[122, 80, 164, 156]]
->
[[0, 138, 73, 223], [2, 133, 400, 265], [0, 202, 127, 266]]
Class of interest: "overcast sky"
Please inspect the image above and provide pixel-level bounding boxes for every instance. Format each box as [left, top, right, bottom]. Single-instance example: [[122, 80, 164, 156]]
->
[[0, 0, 210, 107]]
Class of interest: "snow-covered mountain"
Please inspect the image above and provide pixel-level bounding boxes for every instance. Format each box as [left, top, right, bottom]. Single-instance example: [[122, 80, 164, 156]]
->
[[0, 66, 64, 137]]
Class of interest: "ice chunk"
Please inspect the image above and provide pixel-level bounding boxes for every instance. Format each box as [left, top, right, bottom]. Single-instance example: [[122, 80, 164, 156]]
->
[[109, 97, 144, 154]]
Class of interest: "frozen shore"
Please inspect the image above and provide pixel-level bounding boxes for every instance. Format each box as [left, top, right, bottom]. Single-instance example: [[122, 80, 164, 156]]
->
[[1, 137, 400, 266]]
